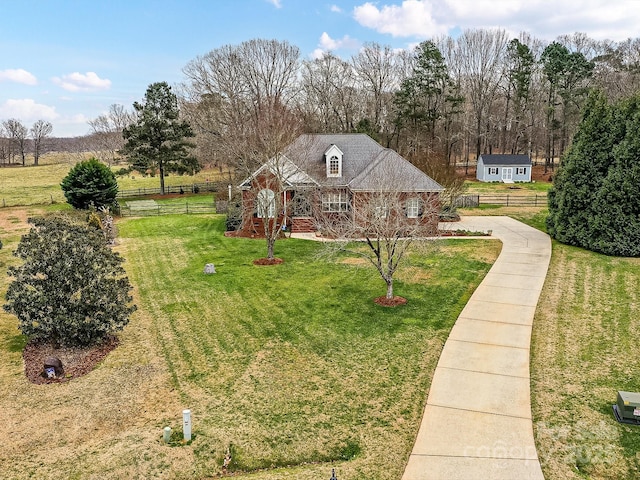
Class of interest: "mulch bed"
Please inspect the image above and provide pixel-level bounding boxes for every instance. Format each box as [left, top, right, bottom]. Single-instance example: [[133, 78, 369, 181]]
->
[[252, 257, 284, 265], [374, 296, 408, 307], [22, 335, 119, 384]]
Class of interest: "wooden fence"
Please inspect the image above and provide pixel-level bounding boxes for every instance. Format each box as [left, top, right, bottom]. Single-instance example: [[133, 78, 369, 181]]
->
[[455, 194, 548, 207], [117, 181, 225, 198], [120, 202, 219, 217]]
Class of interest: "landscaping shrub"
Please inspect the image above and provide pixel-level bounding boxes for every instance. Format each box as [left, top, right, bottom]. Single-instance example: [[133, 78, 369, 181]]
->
[[547, 91, 640, 256], [3, 214, 136, 346], [225, 201, 242, 231], [61, 157, 118, 210]]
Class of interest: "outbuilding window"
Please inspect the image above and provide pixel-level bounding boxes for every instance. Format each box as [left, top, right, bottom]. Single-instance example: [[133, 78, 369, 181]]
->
[[488, 167, 499, 175], [516, 167, 526, 175]]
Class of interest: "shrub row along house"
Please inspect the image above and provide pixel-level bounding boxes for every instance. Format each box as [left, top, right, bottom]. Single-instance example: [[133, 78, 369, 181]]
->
[[238, 134, 444, 237]]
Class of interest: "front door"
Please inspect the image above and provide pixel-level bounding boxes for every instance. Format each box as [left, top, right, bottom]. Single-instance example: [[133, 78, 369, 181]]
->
[[502, 167, 513, 181]]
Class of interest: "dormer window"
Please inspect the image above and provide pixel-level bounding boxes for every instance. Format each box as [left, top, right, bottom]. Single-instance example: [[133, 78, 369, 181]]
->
[[329, 156, 340, 175], [324, 144, 343, 178]]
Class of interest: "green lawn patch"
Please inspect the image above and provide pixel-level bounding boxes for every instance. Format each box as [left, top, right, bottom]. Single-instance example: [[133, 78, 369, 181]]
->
[[113, 214, 499, 479], [464, 179, 552, 193]]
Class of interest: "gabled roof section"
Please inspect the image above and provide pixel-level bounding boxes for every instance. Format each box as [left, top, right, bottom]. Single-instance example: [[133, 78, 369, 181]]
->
[[349, 149, 444, 192], [479, 154, 532, 166], [238, 154, 319, 188], [324, 144, 343, 157], [282, 133, 443, 191]]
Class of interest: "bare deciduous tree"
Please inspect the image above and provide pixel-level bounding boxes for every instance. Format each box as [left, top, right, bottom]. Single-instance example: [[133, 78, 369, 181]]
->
[[352, 42, 400, 142], [455, 29, 509, 159], [314, 158, 441, 303], [300, 52, 359, 133], [30, 119, 53, 166], [87, 104, 134, 165], [3, 119, 29, 166], [182, 39, 303, 260]]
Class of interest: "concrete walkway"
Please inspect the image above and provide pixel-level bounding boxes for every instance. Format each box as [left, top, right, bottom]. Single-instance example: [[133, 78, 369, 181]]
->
[[402, 216, 551, 480]]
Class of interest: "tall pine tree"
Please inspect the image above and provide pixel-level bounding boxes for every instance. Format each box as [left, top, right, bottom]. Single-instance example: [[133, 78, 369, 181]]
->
[[122, 82, 198, 194]]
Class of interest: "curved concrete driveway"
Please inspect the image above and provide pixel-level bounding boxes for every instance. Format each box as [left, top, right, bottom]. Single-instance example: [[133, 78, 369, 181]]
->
[[402, 216, 550, 480]]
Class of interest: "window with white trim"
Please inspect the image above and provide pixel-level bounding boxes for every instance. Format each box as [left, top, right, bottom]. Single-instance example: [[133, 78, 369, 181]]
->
[[256, 189, 276, 218], [325, 146, 343, 178], [322, 192, 349, 212], [516, 167, 526, 175], [374, 204, 388, 219], [488, 167, 499, 175], [329, 156, 340, 175], [406, 198, 420, 218]]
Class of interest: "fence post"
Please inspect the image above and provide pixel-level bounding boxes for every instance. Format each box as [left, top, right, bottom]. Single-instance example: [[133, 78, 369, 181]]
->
[[186, 202, 189, 214], [506, 195, 509, 207]]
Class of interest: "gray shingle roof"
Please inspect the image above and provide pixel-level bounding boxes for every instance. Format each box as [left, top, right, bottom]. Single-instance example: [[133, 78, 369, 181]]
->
[[284, 133, 443, 192], [479, 154, 532, 166]]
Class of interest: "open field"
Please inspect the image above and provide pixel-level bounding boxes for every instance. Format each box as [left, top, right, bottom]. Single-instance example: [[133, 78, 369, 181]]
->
[[0, 210, 499, 479], [0, 158, 230, 207]]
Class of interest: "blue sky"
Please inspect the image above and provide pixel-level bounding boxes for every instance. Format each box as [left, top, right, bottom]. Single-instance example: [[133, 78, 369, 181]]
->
[[1, 0, 639, 137]]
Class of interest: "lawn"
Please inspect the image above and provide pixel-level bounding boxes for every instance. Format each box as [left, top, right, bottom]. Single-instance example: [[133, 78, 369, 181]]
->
[[0, 156, 229, 207], [531, 243, 640, 479], [4, 166, 638, 479], [461, 203, 640, 479], [464, 179, 552, 194], [0, 211, 499, 479]]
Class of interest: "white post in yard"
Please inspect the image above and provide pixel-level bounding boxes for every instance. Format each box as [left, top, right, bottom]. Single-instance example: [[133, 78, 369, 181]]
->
[[183, 409, 192, 441], [228, 184, 232, 201], [163, 426, 172, 443]]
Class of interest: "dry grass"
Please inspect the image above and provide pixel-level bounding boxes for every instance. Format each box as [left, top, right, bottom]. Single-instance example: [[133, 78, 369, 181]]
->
[[531, 243, 640, 479], [0, 208, 190, 480]]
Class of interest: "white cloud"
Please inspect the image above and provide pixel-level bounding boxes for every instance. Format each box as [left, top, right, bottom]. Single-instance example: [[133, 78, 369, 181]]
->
[[266, 0, 282, 8], [52, 72, 111, 92], [312, 32, 361, 58], [0, 99, 59, 122], [352, 1, 640, 42], [330, 4, 342, 13], [353, 0, 449, 38], [0, 68, 37, 85]]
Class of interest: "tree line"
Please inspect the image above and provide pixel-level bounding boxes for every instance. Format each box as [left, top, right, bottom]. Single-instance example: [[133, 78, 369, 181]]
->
[[0, 119, 53, 166], [179, 30, 640, 175], [5, 29, 640, 176]]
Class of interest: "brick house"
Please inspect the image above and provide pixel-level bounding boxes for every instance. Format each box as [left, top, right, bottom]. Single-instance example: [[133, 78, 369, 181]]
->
[[237, 133, 444, 235]]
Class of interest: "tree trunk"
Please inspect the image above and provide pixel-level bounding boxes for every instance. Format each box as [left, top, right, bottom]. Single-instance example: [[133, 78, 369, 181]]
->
[[386, 278, 394, 299], [159, 161, 166, 195], [267, 235, 275, 260]]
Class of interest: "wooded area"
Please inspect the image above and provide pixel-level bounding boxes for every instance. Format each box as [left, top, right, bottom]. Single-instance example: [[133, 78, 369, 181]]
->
[[180, 30, 640, 175], [3, 29, 639, 174]]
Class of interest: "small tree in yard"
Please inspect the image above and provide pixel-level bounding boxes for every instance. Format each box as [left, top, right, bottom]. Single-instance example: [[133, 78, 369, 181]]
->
[[3, 215, 136, 347], [315, 161, 441, 305], [61, 158, 118, 210]]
